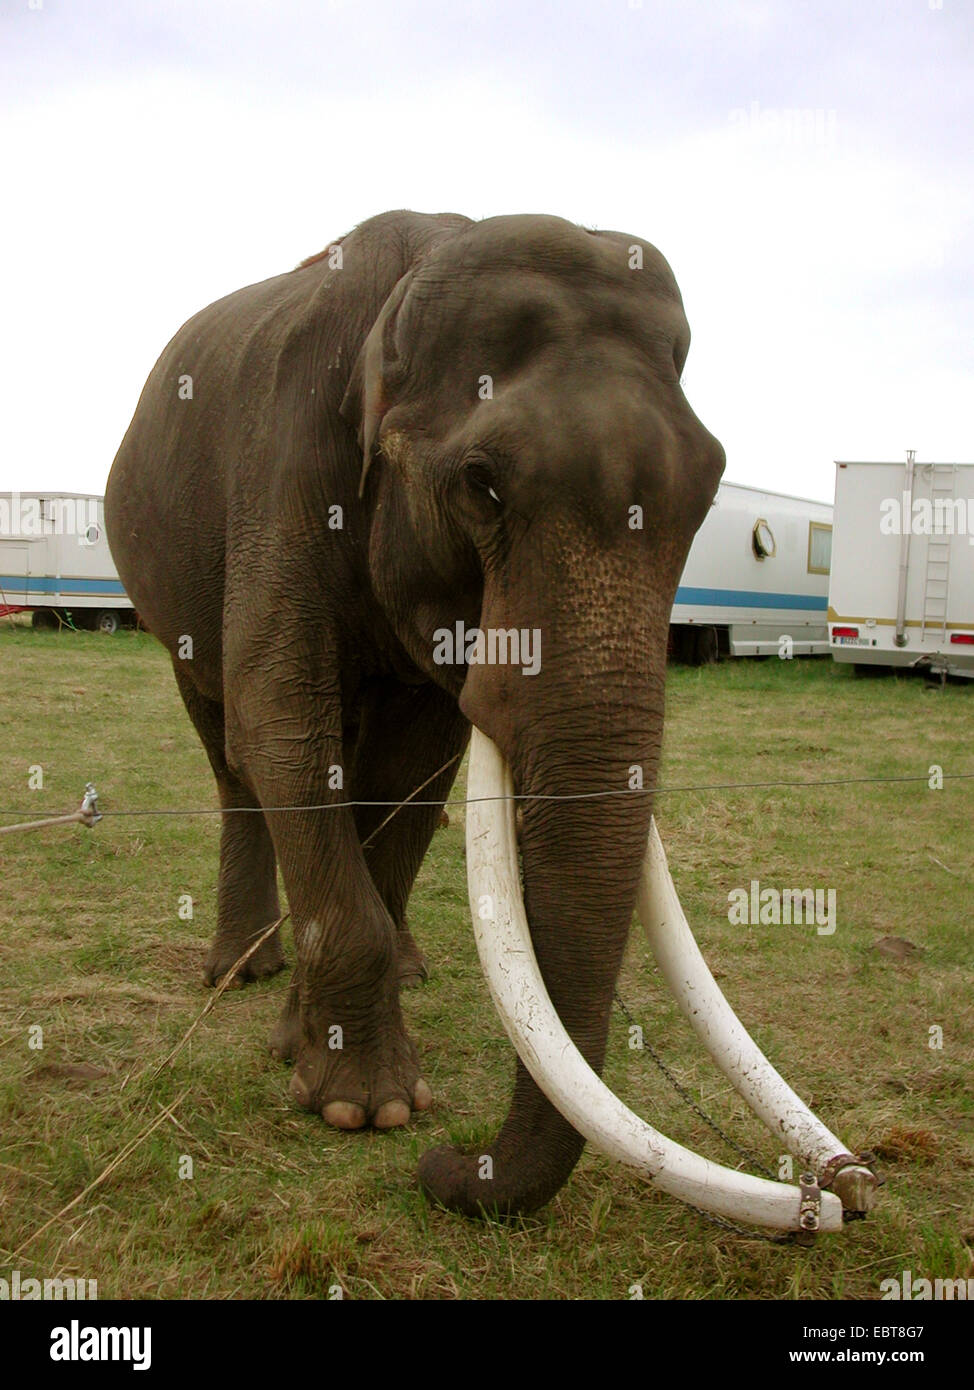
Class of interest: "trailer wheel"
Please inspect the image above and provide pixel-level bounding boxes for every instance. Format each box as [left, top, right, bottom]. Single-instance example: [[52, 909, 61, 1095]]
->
[[31, 609, 58, 631], [94, 609, 121, 635], [669, 625, 720, 666], [669, 627, 695, 664], [693, 625, 719, 665]]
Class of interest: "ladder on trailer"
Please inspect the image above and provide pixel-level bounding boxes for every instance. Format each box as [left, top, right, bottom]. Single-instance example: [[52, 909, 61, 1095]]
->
[[920, 464, 957, 643]]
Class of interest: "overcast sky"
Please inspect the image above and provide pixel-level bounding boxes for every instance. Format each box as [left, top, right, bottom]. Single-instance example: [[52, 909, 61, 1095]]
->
[[2, 0, 971, 504]]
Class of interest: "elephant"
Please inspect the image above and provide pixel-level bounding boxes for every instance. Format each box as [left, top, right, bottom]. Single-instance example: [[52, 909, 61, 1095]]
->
[[105, 210, 876, 1223]]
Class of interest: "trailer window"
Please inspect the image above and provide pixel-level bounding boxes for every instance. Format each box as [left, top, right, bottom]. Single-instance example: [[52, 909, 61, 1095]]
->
[[808, 522, 832, 574], [752, 519, 776, 559]]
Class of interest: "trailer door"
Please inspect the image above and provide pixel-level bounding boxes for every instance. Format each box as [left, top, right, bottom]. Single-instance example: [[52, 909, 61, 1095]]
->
[[0, 543, 30, 606]]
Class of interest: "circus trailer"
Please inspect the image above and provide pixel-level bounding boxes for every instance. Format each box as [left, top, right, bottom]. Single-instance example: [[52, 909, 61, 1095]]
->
[[670, 481, 833, 663], [0, 492, 134, 633], [828, 456, 974, 678]]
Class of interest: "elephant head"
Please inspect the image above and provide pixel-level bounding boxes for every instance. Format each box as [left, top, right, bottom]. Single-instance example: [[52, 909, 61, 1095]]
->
[[340, 215, 876, 1225]]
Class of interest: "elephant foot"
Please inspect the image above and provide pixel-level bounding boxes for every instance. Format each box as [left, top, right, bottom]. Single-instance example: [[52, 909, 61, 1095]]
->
[[288, 1034, 432, 1131], [270, 997, 431, 1130], [203, 926, 286, 989], [396, 925, 430, 989]]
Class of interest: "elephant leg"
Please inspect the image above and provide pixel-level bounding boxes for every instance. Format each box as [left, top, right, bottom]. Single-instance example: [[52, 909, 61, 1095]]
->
[[223, 652, 428, 1129], [172, 666, 285, 986], [348, 679, 470, 985]]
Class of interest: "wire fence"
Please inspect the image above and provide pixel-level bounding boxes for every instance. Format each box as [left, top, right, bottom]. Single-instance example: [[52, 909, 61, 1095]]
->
[[1, 769, 971, 833]]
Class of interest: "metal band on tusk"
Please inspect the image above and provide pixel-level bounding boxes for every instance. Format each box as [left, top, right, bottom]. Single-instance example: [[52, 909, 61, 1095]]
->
[[464, 728, 844, 1233], [797, 1172, 822, 1245]]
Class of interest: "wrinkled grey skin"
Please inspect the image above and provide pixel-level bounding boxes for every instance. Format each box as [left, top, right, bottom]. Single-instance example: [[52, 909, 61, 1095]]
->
[[105, 211, 724, 1215]]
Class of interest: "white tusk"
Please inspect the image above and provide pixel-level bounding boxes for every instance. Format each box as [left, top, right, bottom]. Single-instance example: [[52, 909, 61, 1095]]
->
[[465, 728, 843, 1233], [638, 818, 876, 1214]]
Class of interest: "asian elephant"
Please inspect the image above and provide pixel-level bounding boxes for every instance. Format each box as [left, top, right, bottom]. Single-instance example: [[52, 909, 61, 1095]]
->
[[105, 209, 727, 1216]]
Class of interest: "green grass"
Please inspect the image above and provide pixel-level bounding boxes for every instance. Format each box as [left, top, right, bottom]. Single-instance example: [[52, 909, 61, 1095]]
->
[[1, 619, 971, 1299]]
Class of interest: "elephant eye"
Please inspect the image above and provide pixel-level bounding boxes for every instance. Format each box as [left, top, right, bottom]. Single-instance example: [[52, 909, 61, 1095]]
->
[[463, 460, 504, 509]]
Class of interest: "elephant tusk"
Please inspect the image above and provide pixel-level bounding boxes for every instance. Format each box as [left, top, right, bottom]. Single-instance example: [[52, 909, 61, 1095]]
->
[[637, 819, 877, 1214], [464, 727, 844, 1233]]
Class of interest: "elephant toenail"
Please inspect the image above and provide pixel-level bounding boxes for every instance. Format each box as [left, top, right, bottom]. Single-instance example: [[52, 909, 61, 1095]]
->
[[323, 1100, 368, 1129], [373, 1099, 410, 1129]]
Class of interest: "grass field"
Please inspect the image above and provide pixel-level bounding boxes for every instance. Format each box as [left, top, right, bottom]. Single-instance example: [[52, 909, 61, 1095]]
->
[[1, 620, 971, 1300]]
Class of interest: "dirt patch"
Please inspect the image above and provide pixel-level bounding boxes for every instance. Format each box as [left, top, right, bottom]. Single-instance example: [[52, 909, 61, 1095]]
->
[[873, 1126, 940, 1163], [874, 936, 922, 960], [31, 1061, 111, 1085]]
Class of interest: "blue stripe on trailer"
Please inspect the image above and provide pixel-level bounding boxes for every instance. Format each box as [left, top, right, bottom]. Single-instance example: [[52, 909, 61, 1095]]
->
[[4, 576, 823, 610], [674, 585, 827, 611], [0, 575, 128, 596]]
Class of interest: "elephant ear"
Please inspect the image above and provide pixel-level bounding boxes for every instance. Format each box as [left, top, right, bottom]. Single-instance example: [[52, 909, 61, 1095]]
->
[[340, 271, 415, 498]]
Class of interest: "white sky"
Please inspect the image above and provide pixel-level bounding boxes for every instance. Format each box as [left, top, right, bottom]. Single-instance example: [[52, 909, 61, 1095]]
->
[[2, 0, 971, 504]]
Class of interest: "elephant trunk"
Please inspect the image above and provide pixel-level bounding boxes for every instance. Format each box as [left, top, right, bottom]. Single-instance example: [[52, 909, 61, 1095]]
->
[[419, 694, 662, 1215]]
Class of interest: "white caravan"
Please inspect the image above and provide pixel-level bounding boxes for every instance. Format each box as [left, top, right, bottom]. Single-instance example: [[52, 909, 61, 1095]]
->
[[670, 482, 833, 662], [0, 492, 134, 633], [828, 456, 974, 677]]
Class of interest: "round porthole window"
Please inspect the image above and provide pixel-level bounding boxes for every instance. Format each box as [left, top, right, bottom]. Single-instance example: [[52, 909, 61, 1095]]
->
[[752, 519, 776, 559], [83, 522, 101, 546]]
